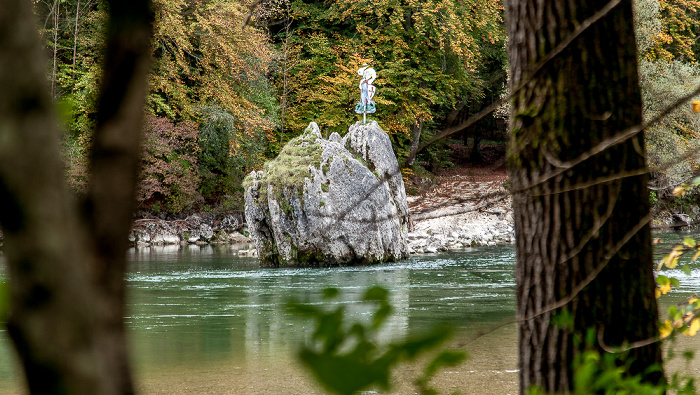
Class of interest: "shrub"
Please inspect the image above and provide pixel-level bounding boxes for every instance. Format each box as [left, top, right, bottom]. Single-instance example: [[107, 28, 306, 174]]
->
[[138, 115, 203, 213], [197, 105, 268, 209], [62, 135, 89, 194], [639, 60, 700, 190]]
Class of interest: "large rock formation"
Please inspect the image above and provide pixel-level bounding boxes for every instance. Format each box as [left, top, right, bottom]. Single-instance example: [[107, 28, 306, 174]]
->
[[244, 121, 409, 266]]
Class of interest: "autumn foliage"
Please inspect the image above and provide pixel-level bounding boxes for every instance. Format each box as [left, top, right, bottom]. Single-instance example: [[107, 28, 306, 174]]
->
[[39, 0, 700, 214], [139, 116, 202, 213]]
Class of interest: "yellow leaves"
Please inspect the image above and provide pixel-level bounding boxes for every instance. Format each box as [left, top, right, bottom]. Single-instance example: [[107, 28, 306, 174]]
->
[[286, 0, 505, 139], [655, 275, 676, 296], [657, 236, 700, 339], [661, 244, 690, 269], [660, 320, 673, 339], [150, 0, 276, 131], [686, 318, 700, 336], [659, 294, 700, 338]]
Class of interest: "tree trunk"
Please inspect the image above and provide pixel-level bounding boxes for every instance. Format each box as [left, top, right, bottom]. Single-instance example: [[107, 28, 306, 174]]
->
[[505, 0, 664, 393], [470, 128, 482, 163], [51, 0, 59, 98], [72, 0, 81, 82], [406, 118, 423, 167], [0, 0, 152, 393]]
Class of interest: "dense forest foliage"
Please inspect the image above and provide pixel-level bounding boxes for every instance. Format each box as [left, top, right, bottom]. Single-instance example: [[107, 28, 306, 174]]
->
[[34, 0, 700, 215]]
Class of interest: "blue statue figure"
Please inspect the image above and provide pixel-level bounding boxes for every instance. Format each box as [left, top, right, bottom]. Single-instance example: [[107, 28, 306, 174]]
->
[[355, 65, 376, 121]]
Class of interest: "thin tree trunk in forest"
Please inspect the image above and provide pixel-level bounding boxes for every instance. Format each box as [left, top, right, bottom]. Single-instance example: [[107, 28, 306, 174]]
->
[[279, 15, 293, 149], [51, 0, 59, 98], [505, 0, 663, 393], [72, 0, 81, 82], [0, 0, 152, 394], [406, 118, 423, 167]]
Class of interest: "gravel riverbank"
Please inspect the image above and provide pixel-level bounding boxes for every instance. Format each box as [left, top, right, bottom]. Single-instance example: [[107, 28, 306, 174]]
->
[[406, 168, 514, 254], [122, 166, 515, 258]]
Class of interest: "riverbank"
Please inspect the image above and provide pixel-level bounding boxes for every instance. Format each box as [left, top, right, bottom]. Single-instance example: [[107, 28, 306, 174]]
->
[[3, 163, 691, 257], [406, 165, 513, 254], [127, 212, 259, 256], [116, 170, 700, 255], [123, 165, 515, 256]]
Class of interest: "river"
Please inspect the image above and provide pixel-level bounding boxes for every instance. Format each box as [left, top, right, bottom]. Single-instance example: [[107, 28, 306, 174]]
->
[[0, 232, 699, 394]]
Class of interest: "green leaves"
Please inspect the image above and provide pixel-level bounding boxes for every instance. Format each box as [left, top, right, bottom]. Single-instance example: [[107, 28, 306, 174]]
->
[[289, 286, 466, 395], [280, 0, 505, 149]]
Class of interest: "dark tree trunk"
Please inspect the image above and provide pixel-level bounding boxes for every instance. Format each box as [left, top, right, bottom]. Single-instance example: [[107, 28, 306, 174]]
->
[[505, 0, 663, 393], [470, 129, 482, 163], [406, 118, 424, 167], [0, 0, 152, 393]]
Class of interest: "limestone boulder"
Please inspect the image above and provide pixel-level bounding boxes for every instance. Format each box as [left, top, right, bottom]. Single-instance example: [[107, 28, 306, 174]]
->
[[244, 121, 409, 266]]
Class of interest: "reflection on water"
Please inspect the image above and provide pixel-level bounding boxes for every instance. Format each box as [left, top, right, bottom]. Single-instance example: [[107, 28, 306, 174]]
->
[[125, 244, 517, 372], [0, 230, 699, 393]]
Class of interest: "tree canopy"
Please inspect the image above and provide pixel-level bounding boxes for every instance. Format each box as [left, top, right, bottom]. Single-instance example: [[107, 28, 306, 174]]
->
[[266, 0, 506, 162], [26, 0, 700, 214]]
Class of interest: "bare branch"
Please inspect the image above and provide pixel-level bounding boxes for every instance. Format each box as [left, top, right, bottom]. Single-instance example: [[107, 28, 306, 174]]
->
[[512, 83, 700, 194]]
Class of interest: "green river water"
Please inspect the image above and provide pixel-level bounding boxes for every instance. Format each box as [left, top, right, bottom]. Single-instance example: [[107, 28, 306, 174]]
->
[[0, 232, 699, 394]]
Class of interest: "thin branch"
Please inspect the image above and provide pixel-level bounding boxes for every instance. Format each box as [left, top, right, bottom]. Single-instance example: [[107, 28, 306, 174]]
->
[[521, 213, 653, 322], [242, 0, 266, 29], [512, 83, 700, 194]]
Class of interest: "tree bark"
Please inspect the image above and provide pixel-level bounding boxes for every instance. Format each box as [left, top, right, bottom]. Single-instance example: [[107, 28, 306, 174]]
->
[[406, 118, 423, 167], [0, 0, 152, 393], [505, 0, 664, 393]]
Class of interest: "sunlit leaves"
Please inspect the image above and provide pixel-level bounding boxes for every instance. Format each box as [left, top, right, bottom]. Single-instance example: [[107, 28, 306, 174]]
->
[[279, 0, 505, 148], [660, 320, 673, 339], [657, 238, 700, 339], [150, 0, 279, 134], [687, 318, 700, 336], [656, 275, 672, 295], [646, 0, 700, 62]]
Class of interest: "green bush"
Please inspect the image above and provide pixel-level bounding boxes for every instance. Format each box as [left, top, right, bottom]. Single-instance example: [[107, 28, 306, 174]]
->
[[198, 105, 268, 209]]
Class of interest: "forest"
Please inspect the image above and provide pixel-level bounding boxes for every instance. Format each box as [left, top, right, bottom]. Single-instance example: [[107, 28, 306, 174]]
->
[[34, 0, 700, 216]]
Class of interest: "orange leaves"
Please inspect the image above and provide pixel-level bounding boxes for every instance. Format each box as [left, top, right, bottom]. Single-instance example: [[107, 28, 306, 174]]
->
[[659, 320, 673, 338], [646, 0, 700, 61], [149, 0, 277, 136]]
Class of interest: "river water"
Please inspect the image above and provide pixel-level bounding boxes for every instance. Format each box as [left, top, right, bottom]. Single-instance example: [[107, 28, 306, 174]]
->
[[1, 232, 699, 394]]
